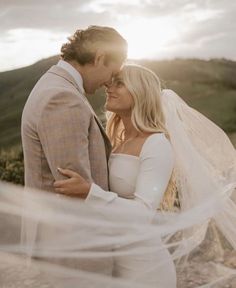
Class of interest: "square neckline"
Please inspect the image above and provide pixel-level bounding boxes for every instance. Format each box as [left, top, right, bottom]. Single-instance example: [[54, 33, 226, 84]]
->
[[110, 133, 165, 159]]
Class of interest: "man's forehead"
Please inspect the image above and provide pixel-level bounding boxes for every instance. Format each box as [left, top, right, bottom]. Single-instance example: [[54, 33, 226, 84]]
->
[[112, 67, 122, 77]]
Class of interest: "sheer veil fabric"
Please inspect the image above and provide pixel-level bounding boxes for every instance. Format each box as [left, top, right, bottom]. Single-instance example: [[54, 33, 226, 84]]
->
[[0, 89, 235, 287]]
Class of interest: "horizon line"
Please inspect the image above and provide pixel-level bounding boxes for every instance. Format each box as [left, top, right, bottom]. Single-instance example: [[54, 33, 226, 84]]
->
[[1, 55, 236, 73]]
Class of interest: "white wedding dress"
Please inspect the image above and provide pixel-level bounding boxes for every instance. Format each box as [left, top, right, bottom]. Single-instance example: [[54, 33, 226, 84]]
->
[[86, 133, 177, 287]]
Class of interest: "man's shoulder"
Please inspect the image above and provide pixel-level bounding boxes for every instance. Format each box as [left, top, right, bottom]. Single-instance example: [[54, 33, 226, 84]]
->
[[30, 67, 84, 102], [24, 73, 89, 117]]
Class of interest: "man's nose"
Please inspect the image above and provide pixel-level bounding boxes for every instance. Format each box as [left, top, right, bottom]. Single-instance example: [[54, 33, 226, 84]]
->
[[104, 78, 113, 88], [105, 85, 112, 93]]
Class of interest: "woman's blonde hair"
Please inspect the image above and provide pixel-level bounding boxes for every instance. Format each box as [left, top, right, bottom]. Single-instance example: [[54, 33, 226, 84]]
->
[[106, 64, 178, 211]]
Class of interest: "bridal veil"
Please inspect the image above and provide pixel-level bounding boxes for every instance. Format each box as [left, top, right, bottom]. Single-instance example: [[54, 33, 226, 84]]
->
[[0, 89, 235, 287]]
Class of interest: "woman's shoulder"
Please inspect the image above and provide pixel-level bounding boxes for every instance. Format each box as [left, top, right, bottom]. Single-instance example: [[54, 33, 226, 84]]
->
[[143, 132, 170, 145], [140, 133, 173, 158]]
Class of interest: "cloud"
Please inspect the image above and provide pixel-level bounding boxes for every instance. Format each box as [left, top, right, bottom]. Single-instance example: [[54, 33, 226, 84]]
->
[[0, 0, 231, 32], [172, 2, 236, 59], [0, 28, 68, 71], [0, 0, 116, 34], [0, 0, 235, 71]]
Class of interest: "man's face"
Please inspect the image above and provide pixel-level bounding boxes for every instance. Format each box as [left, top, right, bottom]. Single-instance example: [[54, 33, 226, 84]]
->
[[84, 55, 123, 94]]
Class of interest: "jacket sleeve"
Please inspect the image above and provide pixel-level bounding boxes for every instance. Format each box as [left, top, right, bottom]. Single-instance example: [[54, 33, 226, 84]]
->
[[38, 91, 93, 182]]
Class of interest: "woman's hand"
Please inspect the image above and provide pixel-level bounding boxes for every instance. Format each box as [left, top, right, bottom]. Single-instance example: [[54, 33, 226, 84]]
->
[[54, 168, 91, 198]]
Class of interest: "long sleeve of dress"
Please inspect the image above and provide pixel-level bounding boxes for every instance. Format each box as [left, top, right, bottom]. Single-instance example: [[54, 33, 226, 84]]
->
[[85, 133, 174, 211]]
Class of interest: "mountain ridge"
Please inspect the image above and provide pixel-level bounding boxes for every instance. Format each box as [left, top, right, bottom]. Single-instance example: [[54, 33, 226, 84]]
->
[[0, 56, 235, 149]]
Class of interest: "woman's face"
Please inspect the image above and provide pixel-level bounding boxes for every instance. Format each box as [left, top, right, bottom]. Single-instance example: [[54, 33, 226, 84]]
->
[[104, 73, 134, 116]]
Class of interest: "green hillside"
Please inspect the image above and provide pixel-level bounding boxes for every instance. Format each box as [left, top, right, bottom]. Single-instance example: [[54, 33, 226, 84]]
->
[[0, 57, 236, 150]]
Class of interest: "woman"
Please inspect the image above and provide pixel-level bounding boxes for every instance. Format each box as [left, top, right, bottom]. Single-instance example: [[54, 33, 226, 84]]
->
[[54, 64, 177, 287], [53, 63, 236, 287]]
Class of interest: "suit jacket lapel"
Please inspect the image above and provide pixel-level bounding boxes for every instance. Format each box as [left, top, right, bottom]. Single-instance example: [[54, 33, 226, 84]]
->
[[93, 116, 112, 160]]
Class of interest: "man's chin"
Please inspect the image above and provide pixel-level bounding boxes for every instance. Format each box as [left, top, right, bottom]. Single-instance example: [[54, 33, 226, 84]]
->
[[85, 89, 95, 95], [86, 84, 105, 95]]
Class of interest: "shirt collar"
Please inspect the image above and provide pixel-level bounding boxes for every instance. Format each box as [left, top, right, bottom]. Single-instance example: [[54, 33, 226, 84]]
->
[[57, 60, 85, 94]]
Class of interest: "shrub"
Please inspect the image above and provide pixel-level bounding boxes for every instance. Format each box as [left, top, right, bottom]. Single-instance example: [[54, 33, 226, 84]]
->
[[0, 146, 24, 185]]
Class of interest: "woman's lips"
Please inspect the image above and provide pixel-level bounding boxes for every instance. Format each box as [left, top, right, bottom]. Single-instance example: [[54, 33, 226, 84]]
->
[[106, 94, 118, 99]]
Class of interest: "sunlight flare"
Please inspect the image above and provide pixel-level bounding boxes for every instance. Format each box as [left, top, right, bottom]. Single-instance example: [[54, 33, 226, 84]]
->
[[119, 18, 179, 59]]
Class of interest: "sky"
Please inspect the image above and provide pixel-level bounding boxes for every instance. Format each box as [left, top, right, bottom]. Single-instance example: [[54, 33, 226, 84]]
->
[[1, 0, 236, 72]]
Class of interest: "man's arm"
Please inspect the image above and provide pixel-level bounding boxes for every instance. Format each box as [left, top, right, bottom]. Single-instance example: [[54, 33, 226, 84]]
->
[[38, 91, 92, 182]]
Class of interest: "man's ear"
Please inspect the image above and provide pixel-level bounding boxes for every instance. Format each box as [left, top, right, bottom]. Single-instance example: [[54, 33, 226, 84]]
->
[[94, 49, 106, 66]]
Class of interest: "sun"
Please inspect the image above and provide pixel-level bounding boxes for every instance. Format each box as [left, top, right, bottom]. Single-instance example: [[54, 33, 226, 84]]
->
[[118, 18, 179, 59]]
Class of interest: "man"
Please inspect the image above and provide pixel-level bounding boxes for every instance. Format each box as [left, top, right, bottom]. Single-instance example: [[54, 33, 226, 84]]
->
[[22, 26, 127, 192], [21, 26, 127, 276]]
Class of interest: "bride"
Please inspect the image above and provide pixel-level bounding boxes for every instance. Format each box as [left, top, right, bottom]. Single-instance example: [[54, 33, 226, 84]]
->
[[0, 64, 235, 288], [53, 64, 236, 287]]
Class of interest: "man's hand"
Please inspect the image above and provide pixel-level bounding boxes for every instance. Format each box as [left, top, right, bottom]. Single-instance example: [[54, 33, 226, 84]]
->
[[54, 168, 91, 198]]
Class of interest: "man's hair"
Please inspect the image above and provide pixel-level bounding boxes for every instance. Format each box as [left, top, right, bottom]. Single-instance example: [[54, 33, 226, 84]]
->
[[61, 26, 127, 65]]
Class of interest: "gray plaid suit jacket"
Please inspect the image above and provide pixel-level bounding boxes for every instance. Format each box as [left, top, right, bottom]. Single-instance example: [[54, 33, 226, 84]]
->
[[21, 65, 112, 192]]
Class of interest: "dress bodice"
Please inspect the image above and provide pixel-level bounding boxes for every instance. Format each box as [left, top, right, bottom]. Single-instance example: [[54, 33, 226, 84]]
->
[[86, 133, 174, 210], [109, 154, 139, 199]]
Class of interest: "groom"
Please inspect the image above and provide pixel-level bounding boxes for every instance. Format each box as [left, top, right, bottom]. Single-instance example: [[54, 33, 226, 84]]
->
[[21, 26, 127, 193], [21, 26, 127, 275]]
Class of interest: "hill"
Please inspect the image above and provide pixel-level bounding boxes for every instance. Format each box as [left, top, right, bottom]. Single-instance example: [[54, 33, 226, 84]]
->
[[0, 57, 236, 149]]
